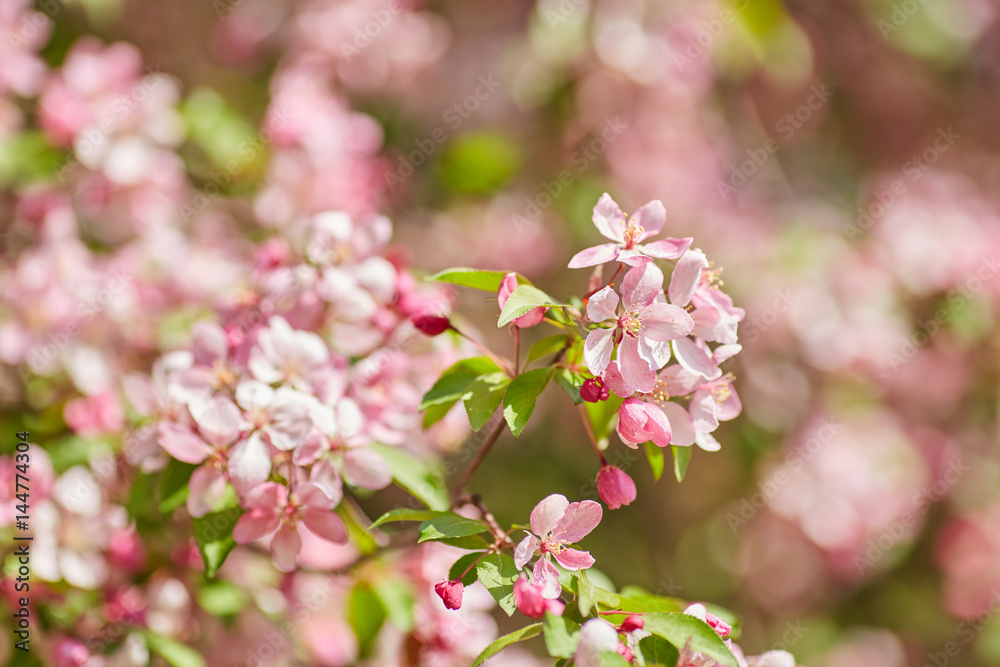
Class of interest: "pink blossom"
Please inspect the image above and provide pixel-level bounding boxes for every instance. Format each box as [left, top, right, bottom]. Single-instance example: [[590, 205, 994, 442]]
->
[[616, 398, 672, 448], [513, 575, 565, 618], [514, 494, 602, 598], [568, 194, 692, 268], [596, 465, 637, 509], [232, 481, 347, 572], [434, 580, 464, 610], [247, 316, 330, 392], [63, 391, 124, 437], [684, 603, 732, 638], [498, 272, 546, 327], [585, 263, 694, 393], [668, 249, 744, 345]]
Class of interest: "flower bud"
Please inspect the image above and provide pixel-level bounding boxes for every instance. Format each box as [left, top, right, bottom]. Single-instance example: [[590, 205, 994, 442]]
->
[[596, 465, 637, 510], [616, 643, 634, 662], [705, 611, 732, 638], [434, 580, 464, 610], [580, 377, 609, 403], [498, 273, 546, 328], [412, 314, 453, 336], [514, 576, 564, 618], [620, 614, 644, 633]]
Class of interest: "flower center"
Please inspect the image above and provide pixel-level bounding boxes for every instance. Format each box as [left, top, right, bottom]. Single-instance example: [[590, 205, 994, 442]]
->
[[650, 379, 671, 404], [623, 219, 644, 249], [617, 311, 642, 337], [540, 540, 566, 555], [702, 262, 724, 288], [708, 374, 735, 404]]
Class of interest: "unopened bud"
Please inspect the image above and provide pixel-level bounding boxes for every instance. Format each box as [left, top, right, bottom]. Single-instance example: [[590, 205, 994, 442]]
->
[[620, 614, 644, 633], [434, 580, 464, 610], [413, 314, 453, 336], [580, 377, 609, 403]]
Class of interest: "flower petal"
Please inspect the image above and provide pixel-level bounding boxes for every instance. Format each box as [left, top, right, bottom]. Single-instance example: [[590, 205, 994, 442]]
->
[[301, 508, 348, 544], [587, 286, 620, 323], [660, 402, 695, 447], [583, 327, 616, 376], [622, 263, 664, 309], [233, 506, 281, 544], [600, 364, 635, 398], [514, 534, 540, 570], [695, 431, 721, 452], [631, 200, 666, 239], [533, 557, 562, 599], [554, 547, 596, 571], [568, 243, 621, 269], [186, 464, 228, 518], [644, 403, 673, 447], [530, 494, 570, 537], [616, 398, 649, 447], [342, 448, 392, 490], [270, 524, 302, 572], [641, 237, 693, 259], [190, 396, 244, 447], [617, 336, 656, 394], [158, 422, 212, 464], [668, 249, 709, 306], [672, 338, 722, 380], [689, 390, 720, 433], [641, 303, 695, 342], [293, 481, 336, 510], [228, 431, 272, 498], [592, 194, 626, 242], [552, 500, 603, 543]]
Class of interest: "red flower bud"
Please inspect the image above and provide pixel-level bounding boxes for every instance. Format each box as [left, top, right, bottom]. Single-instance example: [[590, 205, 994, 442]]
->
[[434, 580, 464, 610], [581, 378, 609, 403], [616, 643, 634, 662], [413, 314, 453, 336], [620, 614, 644, 633], [705, 611, 732, 638], [596, 465, 637, 510]]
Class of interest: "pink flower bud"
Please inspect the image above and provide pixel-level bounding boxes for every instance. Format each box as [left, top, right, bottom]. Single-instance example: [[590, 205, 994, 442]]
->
[[705, 611, 732, 638], [514, 576, 564, 619], [434, 580, 464, 610], [498, 273, 546, 328], [412, 314, 453, 336], [580, 377, 610, 403], [616, 643, 634, 662], [620, 614, 644, 633], [596, 465, 637, 510]]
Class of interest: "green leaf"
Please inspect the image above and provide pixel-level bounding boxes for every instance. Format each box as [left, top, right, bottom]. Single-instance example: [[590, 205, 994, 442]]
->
[[370, 444, 449, 511], [617, 586, 685, 613], [158, 460, 196, 515], [554, 368, 586, 405], [672, 446, 692, 483], [420, 357, 502, 410], [373, 579, 415, 632], [543, 612, 580, 658], [503, 368, 554, 438], [438, 534, 493, 549], [584, 394, 623, 449], [427, 267, 512, 292], [197, 580, 247, 616], [418, 513, 490, 543], [577, 569, 621, 616], [639, 636, 681, 666], [348, 585, 387, 654], [642, 613, 738, 667], [644, 441, 665, 482], [463, 372, 511, 431], [470, 623, 544, 667], [596, 652, 633, 667], [423, 400, 457, 428], [440, 131, 522, 195], [527, 334, 570, 363], [192, 505, 243, 579], [370, 508, 445, 529], [476, 553, 520, 616], [449, 552, 484, 586], [142, 632, 206, 667], [497, 285, 565, 328]]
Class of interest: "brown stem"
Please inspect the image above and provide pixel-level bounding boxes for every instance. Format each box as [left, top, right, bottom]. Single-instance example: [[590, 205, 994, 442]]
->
[[452, 419, 506, 502]]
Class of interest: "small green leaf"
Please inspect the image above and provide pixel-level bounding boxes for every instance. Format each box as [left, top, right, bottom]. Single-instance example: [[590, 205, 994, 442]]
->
[[543, 612, 580, 658], [142, 632, 206, 667], [418, 513, 490, 543], [370, 508, 445, 529], [158, 460, 196, 515], [672, 446, 692, 483], [644, 441, 665, 481], [373, 579, 415, 632], [526, 334, 570, 363], [370, 444, 449, 511], [477, 553, 520, 615], [503, 368, 554, 438], [420, 357, 502, 410], [463, 372, 511, 431], [449, 552, 484, 586], [427, 267, 513, 292], [584, 394, 624, 449], [639, 636, 681, 666], [192, 505, 243, 578], [197, 580, 247, 616], [554, 368, 586, 405], [596, 652, 632, 666], [642, 612, 738, 666], [470, 623, 544, 667], [438, 534, 493, 550], [577, 569, 621, 616], [497, 285, 565, 328], [423, 400, 457, 428], [349, 585, 387, 655]]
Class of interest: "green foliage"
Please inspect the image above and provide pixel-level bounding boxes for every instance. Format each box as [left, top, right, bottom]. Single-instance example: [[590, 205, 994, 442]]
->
[[191, 490, 242, 578], [543, 612, 581, 658], [526, 334, 570, 363], [370, 508, 444, 528], [644, 441, 665, 481], [372, 579, 416, 632], [348, 585, 387, 655], [158, 459, 196, 514], [639, 636, 681, 666], [554, 368, 586, 404], [449, 552, 485, 586], [369, 444, 450, 511], [440, 131, 521, 194], [426, 267, 513, 292], [142, 632, 206, 667], [476, 552, 520, 615], [417, 513, 490, 543], [642, 613, 738, 667], [503, 368, 554, 437], [420, 357, 502, 410], [497, 285, 565, 328], [577, 569, 621, 616], [463, 372, 511, 430], [673, 446, 693, 482], [197, 580, 247, 616], [470, 623, 544, 667], [584, 394, 624, 449]]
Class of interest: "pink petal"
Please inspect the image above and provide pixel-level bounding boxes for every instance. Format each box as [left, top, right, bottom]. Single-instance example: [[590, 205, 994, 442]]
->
[[657, 364, 703, 397], [514, 534, 540, 570], [270, 523, 302, 572], [233, 506, 281, 544], [342, 448, 392, 490], [630, 200, 666, 240], [689, 390, 719, 434], [616, 336, 656, 394], [660, 402, 695, 447], [244, 481, 288, 509], [600, 364, 634, 398], [308, 459, 344, 506], [530, 494, 570, 537], [668, 249, 709, 306], [672, 338, 722, 380], [622, 263, 664, 309], [616, 248, 654, 267], [712, 344, 742, 365], [616, 398, 649, 446], [641, 237, 693, 260], [191, 321, 228, 365], [497, 273, 519, 309], [716, 384, 742, 421], [228, 431, 272, 497], [641, 303, 695, 342], [568, 243, 621, 269], [584, 327, 616, 376], [122, 373, 158, 415], [158, 422, 212, 464], [533, 557, 562, 599], [586, 286, 620, 323], [191, 396, 244, 447], [644, 403, 673, 447], [637, 336, 672, 370], [554, 547, 596, 571], [293, 481, 336, 510], [552, 500, 602, 543], [514, 306, 547, 328], [301, 508, 348, 544], [186, 464, 228, 518], [592, 194, 626, 243], [695, 431, 721, 452]]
